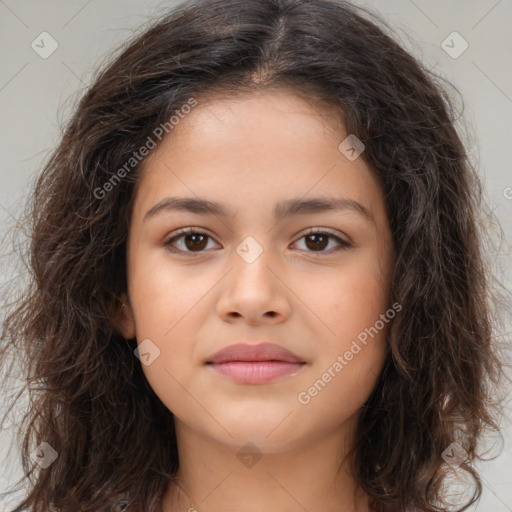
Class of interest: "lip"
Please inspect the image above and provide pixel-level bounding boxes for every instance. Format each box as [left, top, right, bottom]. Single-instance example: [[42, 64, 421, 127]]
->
[[206, 342, 304, 364], [206, 342, 306, 384]]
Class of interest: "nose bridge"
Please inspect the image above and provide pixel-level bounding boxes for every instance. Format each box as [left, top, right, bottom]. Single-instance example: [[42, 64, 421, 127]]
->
[[235, 234, 267, 266], [216, 233, 290, 322], [231, 234, 274, 289]]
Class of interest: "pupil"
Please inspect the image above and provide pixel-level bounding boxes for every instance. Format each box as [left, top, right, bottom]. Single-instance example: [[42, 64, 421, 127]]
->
[[306, 234, 328, 251], [185, 234, 207, 251]]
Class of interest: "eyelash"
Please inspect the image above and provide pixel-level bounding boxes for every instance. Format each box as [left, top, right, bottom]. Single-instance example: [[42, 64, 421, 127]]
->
[[163, 227, 351, 256]]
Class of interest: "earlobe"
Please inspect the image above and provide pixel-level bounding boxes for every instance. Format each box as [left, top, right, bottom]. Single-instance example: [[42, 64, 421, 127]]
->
[[110, 294, 136, 339]]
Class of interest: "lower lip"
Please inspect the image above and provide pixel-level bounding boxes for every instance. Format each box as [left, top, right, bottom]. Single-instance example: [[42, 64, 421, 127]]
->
[[208, 361, 305, 384]]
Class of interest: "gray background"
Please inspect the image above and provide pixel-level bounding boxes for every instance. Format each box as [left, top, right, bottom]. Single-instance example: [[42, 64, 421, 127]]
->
[[0, 1, 511, 510]]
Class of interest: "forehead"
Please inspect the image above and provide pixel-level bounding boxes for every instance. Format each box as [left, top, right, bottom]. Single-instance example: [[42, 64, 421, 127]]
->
[[163, 88, 345, 149], [133, 89, 386, 224]]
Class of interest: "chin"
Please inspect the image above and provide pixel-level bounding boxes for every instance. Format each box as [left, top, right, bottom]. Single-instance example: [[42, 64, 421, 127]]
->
[[207, 409, 309, 451]]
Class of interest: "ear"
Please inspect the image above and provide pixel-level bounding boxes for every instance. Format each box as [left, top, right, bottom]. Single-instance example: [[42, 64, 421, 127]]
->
[[110, 293, 136, 339]]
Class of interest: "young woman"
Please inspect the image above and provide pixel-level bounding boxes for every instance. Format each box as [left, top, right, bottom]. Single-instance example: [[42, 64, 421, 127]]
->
[[1, 0, 509, 511]]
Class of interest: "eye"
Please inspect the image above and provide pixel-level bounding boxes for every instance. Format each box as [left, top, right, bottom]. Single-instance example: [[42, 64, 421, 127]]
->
[[163, 227, 351, 256], [291, 228, 351, 255], [164, 228, 351, 254], [164, 228, 220, 254]]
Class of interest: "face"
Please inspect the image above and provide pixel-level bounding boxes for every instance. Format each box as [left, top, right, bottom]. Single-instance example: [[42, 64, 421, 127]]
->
[[118, 88, 395, 452]]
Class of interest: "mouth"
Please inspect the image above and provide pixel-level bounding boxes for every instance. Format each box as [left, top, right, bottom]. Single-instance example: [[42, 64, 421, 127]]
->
[[205, 342, 306, 384]]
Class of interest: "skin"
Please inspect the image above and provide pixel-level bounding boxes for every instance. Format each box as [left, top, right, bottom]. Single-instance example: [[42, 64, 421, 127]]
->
[[116, 88, 396, 512]]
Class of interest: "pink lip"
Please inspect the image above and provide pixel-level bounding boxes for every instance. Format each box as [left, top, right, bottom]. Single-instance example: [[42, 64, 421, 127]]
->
[[206, 342, 306, 384]]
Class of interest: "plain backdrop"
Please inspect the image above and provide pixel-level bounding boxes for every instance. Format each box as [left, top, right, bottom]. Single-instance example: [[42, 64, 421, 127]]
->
[[0, 1, 511, 511]]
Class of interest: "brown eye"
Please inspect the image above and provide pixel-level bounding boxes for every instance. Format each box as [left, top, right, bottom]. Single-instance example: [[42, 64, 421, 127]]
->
[[304, 233, 329, 251], [292, 230, 351, 254], [164, 229, 219, 254], [164, 228, 351, 256], [182, 233, 208, 251]]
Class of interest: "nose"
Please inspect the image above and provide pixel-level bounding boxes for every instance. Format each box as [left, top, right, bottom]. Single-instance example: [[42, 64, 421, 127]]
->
[[215, 243, 291, 325]]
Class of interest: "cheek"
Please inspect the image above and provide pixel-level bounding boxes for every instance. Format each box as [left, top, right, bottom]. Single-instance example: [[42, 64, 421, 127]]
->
[[128, 246, 209, 337], [307, 251, 392, 345], [127, 249, 221, 403], [130, 281, 206, 377], [298, 253, 390, 405], [295, 345, 385, 441]]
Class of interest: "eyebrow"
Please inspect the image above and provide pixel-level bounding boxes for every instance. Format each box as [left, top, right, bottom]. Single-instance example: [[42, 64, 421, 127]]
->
[[143, 195, 375, 224]]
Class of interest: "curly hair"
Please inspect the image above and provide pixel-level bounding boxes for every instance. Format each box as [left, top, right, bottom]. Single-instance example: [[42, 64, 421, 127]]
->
[[1, 0, 510, 511]]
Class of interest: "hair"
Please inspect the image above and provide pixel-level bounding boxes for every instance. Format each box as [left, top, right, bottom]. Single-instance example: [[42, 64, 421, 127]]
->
[[1, 0, 510, 511]]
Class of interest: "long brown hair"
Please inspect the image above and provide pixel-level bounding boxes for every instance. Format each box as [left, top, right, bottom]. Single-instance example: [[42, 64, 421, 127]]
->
[[1, 0, 510, 511]]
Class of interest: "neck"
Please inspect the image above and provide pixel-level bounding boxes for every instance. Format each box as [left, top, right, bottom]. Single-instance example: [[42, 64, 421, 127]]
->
[[162, 416, 370, 512]]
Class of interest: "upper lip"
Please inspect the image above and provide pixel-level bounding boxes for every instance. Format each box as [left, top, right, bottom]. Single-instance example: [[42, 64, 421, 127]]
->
[[206, 342, 305, 364]]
